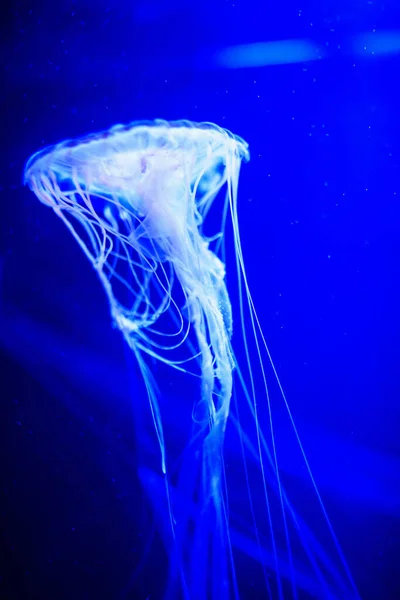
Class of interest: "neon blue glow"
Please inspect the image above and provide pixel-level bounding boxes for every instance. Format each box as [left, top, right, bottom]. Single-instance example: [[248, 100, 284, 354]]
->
[[24, 119, 360, 600]]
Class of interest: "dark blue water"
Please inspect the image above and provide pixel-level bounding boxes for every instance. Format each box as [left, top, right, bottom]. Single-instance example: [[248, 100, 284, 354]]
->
[[1, 1, 399, 599]]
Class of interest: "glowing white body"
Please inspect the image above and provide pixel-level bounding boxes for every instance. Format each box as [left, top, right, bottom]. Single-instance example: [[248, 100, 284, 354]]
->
[[24, 119, 360, 600]]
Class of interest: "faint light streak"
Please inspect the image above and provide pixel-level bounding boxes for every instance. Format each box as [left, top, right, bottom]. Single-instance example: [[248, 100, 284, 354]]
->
[[353, 30, 400, 57], [213, 30, 400, 70], [214, 39, 324, 69]]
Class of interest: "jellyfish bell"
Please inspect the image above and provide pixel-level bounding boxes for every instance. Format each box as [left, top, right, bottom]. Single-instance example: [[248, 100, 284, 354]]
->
[[24, 119, 359, 600], [25, 120, 246, 265]]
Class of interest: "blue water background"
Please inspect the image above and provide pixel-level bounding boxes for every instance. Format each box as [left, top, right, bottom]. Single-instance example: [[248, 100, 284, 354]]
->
[[1, 1, 399, 598]]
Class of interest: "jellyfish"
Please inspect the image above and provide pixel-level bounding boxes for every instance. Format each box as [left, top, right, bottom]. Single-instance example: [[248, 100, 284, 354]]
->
[[24, 119, 359, 600]]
